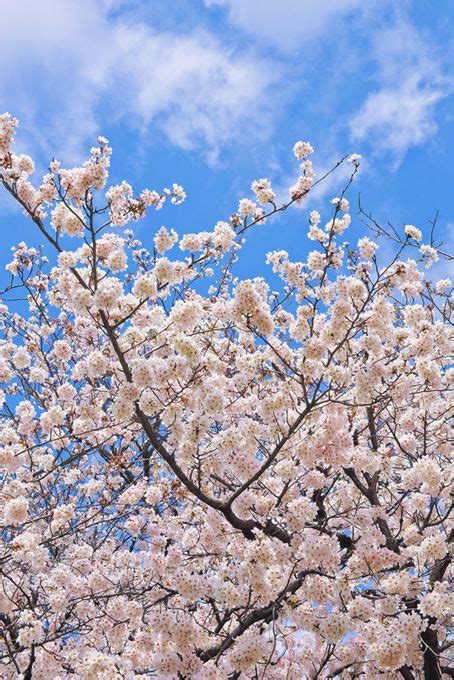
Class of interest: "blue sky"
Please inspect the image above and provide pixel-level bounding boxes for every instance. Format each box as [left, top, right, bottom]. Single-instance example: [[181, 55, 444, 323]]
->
[[0, 0, 453, 281]]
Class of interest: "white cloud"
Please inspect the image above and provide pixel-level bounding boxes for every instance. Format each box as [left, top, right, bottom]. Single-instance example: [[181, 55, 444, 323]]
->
[[0, 0, 279, 163], [351, 80, 443, 160], [205, 0, 365, 52], [124, 28, 279, 156], [350, 22, 450, 163]]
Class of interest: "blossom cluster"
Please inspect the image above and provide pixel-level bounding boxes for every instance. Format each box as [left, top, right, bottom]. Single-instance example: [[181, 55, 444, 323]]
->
[[0, 113, 451, 679]]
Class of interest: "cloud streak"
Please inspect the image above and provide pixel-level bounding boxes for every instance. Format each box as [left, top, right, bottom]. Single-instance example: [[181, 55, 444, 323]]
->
[[0, 0, 279, 163], [205, 0, 366, 52], [350, 21, 451, 164], [0, 0, 451, 176]]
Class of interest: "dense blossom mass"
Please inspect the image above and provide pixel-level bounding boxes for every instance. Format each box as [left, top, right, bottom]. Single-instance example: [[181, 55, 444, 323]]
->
[[0, 112, 452, 679]]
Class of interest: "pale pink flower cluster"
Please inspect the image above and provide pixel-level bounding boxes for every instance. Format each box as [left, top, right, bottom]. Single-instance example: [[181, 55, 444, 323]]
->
[[0, 114, 451, 679], [357, 235, 378, 259], [0, 112, 18, 160], [420, 243, 439, 267], [289, 159, 315, 201], [3, 496, 28, 526], [58, 137, 112, 201], [293, 140, 314, 159], [154, 225, 179, 254], [251, 177, 275, 204], [404, 223, 422, 241], [51, 202, 85, 236]]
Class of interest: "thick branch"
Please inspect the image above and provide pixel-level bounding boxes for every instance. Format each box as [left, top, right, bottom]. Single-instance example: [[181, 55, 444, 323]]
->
[[198, 569, 331, 662]]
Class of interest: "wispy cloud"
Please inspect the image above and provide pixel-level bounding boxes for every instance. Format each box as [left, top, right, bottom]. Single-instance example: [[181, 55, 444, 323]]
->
[[0, 0, 279, 163], [1, 1, 451, 177], [351, 81, 444, 162], [205, 0, 367, 52], [350, 21, 451, 165]]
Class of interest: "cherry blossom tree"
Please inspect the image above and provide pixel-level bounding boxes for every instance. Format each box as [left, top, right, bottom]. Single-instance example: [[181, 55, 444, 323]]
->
[[0, 112, 452, 679]]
